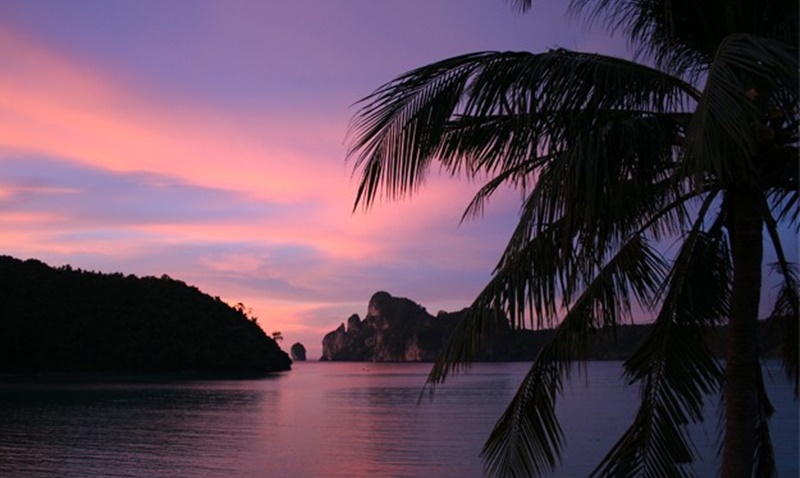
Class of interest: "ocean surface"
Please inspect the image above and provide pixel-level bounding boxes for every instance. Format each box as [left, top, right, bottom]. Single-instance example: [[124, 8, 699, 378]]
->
[[0, 361, 796, 478]]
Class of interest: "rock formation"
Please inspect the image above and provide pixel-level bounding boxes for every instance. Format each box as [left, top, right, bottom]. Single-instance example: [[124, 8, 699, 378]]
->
[[319, 292, 784, 363], [320, 291, 535, 362], [290, 342, 307, 361]]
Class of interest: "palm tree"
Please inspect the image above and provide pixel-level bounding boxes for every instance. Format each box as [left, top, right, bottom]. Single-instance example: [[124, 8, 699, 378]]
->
[[346, 1, 798, 477]]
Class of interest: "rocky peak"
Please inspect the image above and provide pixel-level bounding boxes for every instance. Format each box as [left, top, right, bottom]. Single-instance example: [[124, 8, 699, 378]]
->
[[346, 314, 362, 332], [367, 291, 392, 317], [321, 291, 457, 362], [290, 342, 307, 361]]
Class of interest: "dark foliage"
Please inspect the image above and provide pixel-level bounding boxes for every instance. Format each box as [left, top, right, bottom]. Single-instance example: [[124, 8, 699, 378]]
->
[[0, 256, 291, 375]]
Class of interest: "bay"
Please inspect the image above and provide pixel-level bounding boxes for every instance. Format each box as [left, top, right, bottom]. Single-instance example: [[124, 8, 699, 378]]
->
[[0, 361, 796, 477]]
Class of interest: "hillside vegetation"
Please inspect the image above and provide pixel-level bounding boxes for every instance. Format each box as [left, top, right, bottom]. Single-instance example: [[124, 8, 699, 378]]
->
[[0, 256, 291, 375]]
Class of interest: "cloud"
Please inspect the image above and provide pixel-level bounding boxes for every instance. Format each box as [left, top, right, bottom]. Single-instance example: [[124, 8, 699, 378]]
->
[[0, 156, 272, 224], [0, 153, 520, 357], [0, 1, 607, 359]]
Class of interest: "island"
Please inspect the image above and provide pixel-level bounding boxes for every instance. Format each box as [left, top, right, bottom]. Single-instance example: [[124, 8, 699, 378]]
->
[[0, 256, 292, 376], [321, 291, 782, 362], [290, 342, 307, 361], [321, 291, 549, 362]]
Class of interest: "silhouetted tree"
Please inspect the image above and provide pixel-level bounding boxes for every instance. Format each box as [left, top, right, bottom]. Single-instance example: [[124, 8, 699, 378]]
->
[[346, 1, 797, 476], [0, 256, 291, 374]]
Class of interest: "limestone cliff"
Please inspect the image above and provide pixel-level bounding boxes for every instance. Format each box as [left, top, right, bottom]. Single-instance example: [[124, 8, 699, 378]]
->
[[320, 291, 784, 362], [321, 292, 453, 361], [320, 291, 537, 362]]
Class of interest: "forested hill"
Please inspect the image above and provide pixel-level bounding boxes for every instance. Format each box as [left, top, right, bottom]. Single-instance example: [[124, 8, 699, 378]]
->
[[0, 256, 291, 376]]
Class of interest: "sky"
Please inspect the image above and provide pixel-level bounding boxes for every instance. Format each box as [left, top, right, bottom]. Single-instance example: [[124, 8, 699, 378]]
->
[[5, 0, 788, 360]]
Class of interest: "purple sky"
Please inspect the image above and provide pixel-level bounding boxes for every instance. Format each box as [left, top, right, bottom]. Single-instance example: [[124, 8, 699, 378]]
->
[[6, 1, 783, 359]]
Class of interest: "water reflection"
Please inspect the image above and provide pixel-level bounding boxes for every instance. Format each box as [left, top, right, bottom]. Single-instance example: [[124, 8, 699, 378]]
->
[[1, 382, 276, 477], [0, 362, 796, 478]]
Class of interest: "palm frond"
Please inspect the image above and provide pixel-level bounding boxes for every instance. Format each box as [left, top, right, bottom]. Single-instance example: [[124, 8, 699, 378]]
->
[[347, 50, 697, 210], [593, 193, 726, 478], [766, 266, 799, 397], [684, 33, 799, 189], [459, 155, 540, 222], [348, 4, 798, 478], [461, 202, 667, 335], [481, 355, 566, 478], [474, 235, 668, 478], [506, 0, 533, 13], [753, 363, 777, 478], [496, 109, 696, 255], [489, 141, 701, 323], [761, 198, 800, 395], [763, 122, 799, 228], [439, 216, 568, 343], [423, 229, 667, 393], [570, 0, 716, 77], [569, 0, 798, 79], [767, 164, 799, 228], [346, 52, 483, 209], [424, 305, 505, 387]]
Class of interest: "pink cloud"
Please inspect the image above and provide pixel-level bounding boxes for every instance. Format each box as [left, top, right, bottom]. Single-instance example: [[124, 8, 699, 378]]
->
[[1, 27, 348, 198], [0, 7, 548, 356]]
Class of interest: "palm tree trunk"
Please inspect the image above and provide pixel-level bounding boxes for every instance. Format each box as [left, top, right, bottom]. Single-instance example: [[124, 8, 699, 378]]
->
[[721, 185, 763, 478]]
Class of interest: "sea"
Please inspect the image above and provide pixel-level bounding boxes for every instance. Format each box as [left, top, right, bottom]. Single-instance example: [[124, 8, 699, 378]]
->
[[0, 361, 797, 478]]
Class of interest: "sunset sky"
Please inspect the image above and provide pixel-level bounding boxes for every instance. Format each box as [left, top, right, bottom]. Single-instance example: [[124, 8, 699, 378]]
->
[[3, 0, 764, 359]]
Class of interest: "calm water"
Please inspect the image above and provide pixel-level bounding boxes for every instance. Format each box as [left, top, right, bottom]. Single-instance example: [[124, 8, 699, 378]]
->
[[0, 362, 796, 477]]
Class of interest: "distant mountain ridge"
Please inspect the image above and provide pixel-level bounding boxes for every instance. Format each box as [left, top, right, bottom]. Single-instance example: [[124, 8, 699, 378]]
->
[[321, 291, 782, 362], [0, 256, 291, 375], [322, 291, 552, 362]]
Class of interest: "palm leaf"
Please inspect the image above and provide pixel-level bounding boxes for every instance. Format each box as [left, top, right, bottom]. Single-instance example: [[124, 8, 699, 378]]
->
[[766, 161, 799, 228], [481, 354, 566, 478], [460, 155, 544, 222], [568, 0, 798, 79], [760, 196, 800, 395], [765, 264, 799, 397], [769, 278, 800, 396], [764, 137, 799, 227], [435, 109, 704, 352], [347, 4, 798, 477], [347, 52, 483, 208], [753, 362, 777, 478], [593, 192, 726, 478], [347, 50, 698, 211], [684, 33, 799, 189], [500, 110, 693, 244], [472, 235, 668, 478]]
